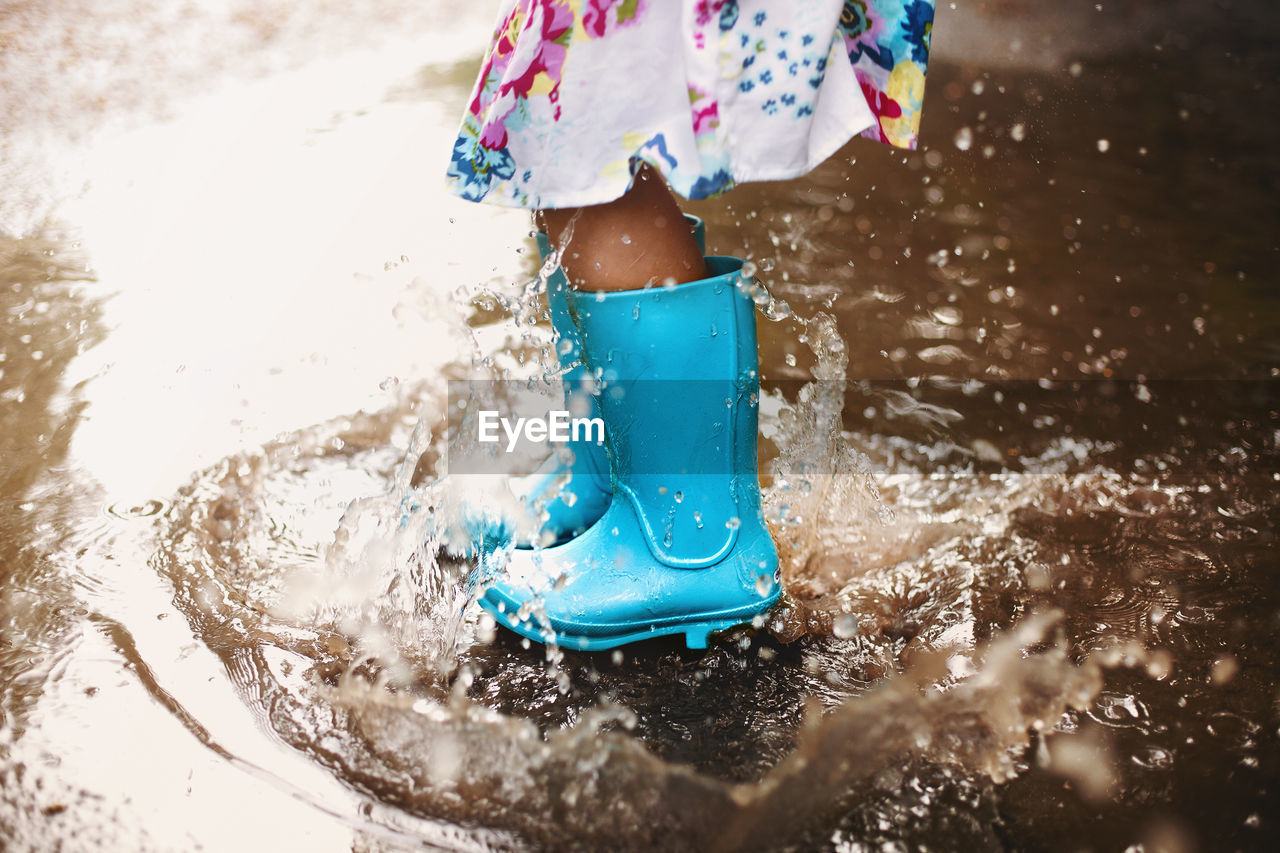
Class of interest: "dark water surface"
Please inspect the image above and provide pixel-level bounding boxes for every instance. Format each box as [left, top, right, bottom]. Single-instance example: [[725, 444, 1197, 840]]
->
[[2, 1, 1278, 850]]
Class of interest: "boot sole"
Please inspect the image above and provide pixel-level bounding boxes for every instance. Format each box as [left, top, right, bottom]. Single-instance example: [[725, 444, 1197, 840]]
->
[[478, 592, 780, 652]]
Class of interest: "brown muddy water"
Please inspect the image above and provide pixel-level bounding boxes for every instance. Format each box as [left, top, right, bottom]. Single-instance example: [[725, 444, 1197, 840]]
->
[[2, 1, 1278, 850]]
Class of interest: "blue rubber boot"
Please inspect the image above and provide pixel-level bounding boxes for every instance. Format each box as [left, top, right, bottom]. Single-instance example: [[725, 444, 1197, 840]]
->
[[506, 215, 706, 546], [477, 256, 781, 650]]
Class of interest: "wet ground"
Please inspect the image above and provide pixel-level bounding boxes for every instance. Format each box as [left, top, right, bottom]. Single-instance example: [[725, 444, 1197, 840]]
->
[[2, 0, 1278, 850]]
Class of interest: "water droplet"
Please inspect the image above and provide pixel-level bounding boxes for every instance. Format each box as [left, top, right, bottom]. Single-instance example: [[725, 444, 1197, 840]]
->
[[755, 574, 772, 597], [1010, 123, 1026, 142], [106, 499, 165, 519], [764, 298, 792, 321], [633, 304, 640, 320], [784, 353, 796, 367], [693, 511, 703, 528], [620, 234, 632, 245], [931, 306, 962, 326], [953, 127, 973, 151], [725, 516, 741, 530], [833, 614, 859, 638], [674, 491, 683, 503], [1097, 138, 1110, 152]]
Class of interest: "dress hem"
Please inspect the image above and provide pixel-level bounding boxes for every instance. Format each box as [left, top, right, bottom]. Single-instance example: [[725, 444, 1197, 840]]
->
[[446, 113, 878, 211]]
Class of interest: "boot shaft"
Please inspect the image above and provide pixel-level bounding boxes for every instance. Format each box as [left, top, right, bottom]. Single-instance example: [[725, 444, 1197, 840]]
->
[[567, 257, 766, 568]]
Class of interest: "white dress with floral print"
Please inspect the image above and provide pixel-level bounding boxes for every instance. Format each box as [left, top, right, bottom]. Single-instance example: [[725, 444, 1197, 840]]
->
[[447, 0, 935, 209]]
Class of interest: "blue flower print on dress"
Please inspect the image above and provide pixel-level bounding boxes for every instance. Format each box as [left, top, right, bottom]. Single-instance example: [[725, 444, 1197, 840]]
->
[[689, 168, 734, 199], [719, 1, 738, 30], [449, 124, 517, 202], [901, 0, 933, 64]]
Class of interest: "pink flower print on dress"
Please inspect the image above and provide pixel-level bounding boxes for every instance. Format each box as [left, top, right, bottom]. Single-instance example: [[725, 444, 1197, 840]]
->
[[689, 85, 721, 137], [856, 76, 903, 144], [582, 0, 648, 39], [473, 0, 574, 149], [693, 0, 730, 27]]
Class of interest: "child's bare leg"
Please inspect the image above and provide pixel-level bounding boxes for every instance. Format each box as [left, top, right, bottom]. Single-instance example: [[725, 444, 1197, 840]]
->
[[537, 163, 706, 292]]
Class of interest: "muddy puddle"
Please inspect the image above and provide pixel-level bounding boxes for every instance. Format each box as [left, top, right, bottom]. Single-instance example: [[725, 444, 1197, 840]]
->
[[1, 1, 1277, 850]]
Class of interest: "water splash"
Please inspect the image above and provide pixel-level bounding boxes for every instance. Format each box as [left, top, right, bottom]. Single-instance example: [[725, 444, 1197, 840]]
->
[[143, 224, 1278, 849]]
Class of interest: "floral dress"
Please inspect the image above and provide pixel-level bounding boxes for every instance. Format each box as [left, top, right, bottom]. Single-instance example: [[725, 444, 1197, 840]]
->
[[447, 0, 934, 210]]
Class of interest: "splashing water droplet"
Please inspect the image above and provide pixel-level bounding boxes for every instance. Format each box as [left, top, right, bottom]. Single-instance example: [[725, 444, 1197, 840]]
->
[[674, 491, 683, 503], [954, 127, 973, 151], [763, 297, 792, 321], [833, 614, 859, 639], [725, 516, 741, 530]]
